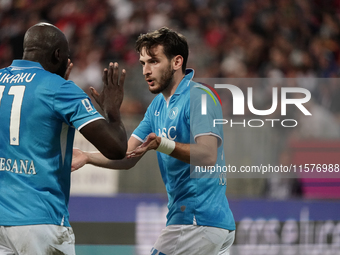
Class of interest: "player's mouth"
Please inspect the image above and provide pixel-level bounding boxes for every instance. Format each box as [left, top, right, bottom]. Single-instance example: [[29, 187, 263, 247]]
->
[[146, 78, 155, 86]]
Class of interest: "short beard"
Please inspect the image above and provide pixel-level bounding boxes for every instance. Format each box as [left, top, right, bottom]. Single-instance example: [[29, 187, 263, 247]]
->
[[150, 64, 175, 94]]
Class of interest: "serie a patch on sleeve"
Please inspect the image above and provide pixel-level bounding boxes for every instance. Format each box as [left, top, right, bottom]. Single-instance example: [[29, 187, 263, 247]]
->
[[81, 98, 97, 114]]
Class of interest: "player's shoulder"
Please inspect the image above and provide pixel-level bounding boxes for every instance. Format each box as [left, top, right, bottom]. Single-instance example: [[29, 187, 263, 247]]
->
[[150, 93, 164, 105], [28, 67, 67, 83], [190, 81, 222, 106], [190, 81, 213, 94], [35, 72, 81, 97], [47, 72, 70, 84], [45, 72, 78, 89], [190, 81, 215, 99], [145, 93, 164, 113]]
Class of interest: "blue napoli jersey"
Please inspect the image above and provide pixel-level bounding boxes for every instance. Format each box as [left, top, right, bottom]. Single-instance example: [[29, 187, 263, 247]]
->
[[132, 69, 235, 230], [0, 60, 103, 227]]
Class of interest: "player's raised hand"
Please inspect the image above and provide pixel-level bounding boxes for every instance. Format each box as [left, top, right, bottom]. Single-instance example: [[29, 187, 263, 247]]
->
[[90, 62, 126, 119], [71, 148, 89, 172], [64, 59, 73, 80], [126, 133, 160, 158]]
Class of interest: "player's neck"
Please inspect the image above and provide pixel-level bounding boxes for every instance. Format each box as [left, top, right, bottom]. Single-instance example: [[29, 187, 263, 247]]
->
[[162, 71, 185, 100]]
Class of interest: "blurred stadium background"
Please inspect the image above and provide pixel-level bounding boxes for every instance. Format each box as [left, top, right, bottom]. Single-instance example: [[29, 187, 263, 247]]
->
[[1, 0, 340, 254]]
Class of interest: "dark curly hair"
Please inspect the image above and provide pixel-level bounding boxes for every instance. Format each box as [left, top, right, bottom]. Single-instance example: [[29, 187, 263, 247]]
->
[[135, 27, 188, 73]]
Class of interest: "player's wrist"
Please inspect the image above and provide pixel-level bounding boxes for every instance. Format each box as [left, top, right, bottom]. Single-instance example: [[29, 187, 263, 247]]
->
[[156, 137, 175, 155], [87, 152, 96, 164]]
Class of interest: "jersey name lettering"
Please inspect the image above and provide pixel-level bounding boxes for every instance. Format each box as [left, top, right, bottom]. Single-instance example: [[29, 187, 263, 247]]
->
[[0, 157, 37, 175], [0, 72, 36, 84]]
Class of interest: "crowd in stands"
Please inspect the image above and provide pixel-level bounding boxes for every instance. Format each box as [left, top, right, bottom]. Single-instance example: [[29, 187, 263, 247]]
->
[[1, 0, 340, 136]]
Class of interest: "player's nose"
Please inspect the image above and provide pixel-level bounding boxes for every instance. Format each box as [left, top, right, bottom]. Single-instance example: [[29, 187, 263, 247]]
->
[[143, 63, 151, 76]]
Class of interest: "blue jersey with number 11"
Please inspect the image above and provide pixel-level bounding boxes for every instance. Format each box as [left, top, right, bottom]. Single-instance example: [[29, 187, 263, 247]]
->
[[0, 60, 103, 227]]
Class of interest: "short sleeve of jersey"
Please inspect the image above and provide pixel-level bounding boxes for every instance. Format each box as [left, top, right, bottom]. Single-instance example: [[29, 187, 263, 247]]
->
[[190, 84, 223, 147], [54, 81, 104, 130], [132, 104, 153, 142]]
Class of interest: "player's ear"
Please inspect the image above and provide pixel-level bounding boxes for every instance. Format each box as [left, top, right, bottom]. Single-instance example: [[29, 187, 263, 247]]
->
[[172, 55, 183, 71], [54, 48, 61, 62], [50, 48, 60, 65]]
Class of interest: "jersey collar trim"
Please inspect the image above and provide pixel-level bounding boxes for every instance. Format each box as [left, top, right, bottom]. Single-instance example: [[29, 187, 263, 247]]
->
[[10, 60, 45, 70], [174, 68, 194, 95]]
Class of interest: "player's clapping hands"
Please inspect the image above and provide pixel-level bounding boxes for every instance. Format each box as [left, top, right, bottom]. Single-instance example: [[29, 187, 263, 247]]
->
[[127, 133, 161, 158], [91, 62, 126, 119]]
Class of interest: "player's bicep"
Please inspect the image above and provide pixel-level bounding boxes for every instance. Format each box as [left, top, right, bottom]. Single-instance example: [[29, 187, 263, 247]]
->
[[190, 88, 222, 143], [196, 135, 218, 151], [194, 135, 218, 166]]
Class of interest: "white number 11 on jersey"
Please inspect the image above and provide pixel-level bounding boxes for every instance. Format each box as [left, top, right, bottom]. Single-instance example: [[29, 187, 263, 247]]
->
[[0, 85, 26, 146]]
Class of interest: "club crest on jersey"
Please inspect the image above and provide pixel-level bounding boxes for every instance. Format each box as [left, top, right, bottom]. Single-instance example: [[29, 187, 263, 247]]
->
[[169, 107, 178, 120], [81, 99, 94, 112]]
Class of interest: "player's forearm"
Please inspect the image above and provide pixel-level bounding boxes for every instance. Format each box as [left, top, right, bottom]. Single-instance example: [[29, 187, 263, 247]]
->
[[169, 142, 216, 166], [128, 134, 217, 166], [86, 62, 127, 160], [169, 142, 190, 164], [80, 119, 127, 160], [104, 121, 128, 158], [87, 151, 137, 170]]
